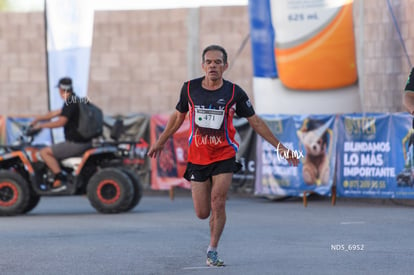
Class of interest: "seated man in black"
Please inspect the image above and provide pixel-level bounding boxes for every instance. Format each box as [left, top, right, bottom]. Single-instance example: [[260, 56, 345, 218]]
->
[[32, 77, 92, 192]]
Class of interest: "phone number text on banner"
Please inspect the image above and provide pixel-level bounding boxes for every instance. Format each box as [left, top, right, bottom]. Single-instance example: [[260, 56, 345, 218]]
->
[[336, 113, 414, 198]]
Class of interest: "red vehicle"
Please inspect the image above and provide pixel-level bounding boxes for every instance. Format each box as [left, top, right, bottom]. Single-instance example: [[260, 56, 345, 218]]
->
[[0, 124, 145, 216]]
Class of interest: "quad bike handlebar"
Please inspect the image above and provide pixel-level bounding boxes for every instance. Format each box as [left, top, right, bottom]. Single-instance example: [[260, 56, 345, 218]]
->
[[0, 125, 42, 153], [23, 125, 42, 138]]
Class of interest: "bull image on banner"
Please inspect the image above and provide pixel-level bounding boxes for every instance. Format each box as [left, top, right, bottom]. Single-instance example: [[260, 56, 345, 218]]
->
[[255, 114, 337, 197], [336, 113, 414, 198]]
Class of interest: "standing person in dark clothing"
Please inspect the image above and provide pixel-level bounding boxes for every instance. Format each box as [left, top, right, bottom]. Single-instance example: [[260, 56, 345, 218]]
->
[[403, 68, 414, 114], [148, 45, 300, 267], [31, 77, 92, 192]]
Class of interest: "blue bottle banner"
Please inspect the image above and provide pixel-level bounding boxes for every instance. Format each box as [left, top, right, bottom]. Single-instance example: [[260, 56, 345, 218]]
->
[[248, 0, 357, 90], [336, 113, 413, 198], [255, 114, 337, 197], [248, 0, 278, 77]]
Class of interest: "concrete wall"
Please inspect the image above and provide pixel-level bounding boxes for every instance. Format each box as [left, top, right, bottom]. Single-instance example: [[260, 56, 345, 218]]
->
[[0, 12, 47, 115], [0, 2, 413, 116], [357, 0, 414, 112]]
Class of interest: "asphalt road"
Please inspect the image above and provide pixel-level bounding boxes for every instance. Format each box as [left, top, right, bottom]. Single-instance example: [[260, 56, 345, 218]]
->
[[1, 192, 414, 275]]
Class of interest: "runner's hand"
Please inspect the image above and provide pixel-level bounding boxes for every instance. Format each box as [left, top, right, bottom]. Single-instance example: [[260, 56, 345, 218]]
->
[[147, 142, 165, 158], [279, 147, 300, 167]]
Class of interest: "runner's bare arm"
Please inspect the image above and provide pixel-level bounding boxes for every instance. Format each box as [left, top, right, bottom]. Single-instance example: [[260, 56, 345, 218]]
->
[[147, 111, 187, 158], [247, 114, 299, 166], [31, 109, 62, 126], [36, 116, 68, 129], [403, 92, 414, 114]]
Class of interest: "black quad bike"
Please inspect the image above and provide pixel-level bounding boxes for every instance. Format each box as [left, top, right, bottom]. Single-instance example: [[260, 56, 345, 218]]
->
[[0, 122, 145, 216]]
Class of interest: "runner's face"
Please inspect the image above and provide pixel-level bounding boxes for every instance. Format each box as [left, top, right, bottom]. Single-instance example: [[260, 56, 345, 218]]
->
[[202, 50, 228, 81]]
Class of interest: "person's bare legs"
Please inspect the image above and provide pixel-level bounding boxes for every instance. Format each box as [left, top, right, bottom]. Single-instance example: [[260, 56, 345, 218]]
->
[[191, 179, 211, 219], [209, 173, 232, 248], [39, 147, 68, 192], [39, 147, 61, 174], [191, 173, 232, 247], [191, 173, 232, 266]]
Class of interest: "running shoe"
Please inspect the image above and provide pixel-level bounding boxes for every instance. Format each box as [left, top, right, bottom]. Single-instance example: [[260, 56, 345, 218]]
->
[[206, 251, 225, 267]]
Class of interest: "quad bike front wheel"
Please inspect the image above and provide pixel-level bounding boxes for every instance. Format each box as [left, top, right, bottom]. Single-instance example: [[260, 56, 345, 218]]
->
[[0, 170, 32, 216], [87, 168, 134, 214], [22, 194, 41, 214]]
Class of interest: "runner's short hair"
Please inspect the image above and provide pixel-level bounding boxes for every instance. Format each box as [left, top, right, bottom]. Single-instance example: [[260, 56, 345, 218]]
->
[[202, 45, 228, 64]]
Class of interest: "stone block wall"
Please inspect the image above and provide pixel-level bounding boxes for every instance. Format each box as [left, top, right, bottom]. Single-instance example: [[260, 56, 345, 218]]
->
[[0, 2, 413, 116], [0, 12, 47, 115], [85, 6, 253, 116], [357, 0, 414, 112]]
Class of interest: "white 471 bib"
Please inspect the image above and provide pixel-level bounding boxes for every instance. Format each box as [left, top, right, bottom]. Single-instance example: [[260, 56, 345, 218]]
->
[[194, 108, 225, 130]]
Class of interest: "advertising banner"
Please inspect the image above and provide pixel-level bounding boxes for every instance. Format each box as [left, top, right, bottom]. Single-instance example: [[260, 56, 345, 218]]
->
[[336, 113, 414, 198], [150, 114, 191, 190], [248, 0, 361, 115], [248, 0, 278, 77], [249, 0, 357, 89], [270, 0, 357, 90], [0, 116, 5, 145], [255, 114, 337, 197]]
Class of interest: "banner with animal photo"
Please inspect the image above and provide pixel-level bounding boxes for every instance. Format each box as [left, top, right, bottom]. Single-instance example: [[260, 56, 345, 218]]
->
[[255, 114, 337, 197], [336, 113, 414, 198], [150, 115, 257, 192]]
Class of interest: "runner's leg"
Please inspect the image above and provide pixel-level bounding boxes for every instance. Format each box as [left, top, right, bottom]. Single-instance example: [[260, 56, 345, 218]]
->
[[209, 173, 232, 248], [191, 179, 212, 219]]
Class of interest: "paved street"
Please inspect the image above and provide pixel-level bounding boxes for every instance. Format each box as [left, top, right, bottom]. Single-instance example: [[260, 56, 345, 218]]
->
[[1, 192, 413, 275]]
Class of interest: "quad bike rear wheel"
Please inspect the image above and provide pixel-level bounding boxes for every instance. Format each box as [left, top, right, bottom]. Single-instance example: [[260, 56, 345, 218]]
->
[[0, 170, 32, 216], [22, 194, 41, 214], [87, 168, 134, 214], [120, 168, 143, 212]]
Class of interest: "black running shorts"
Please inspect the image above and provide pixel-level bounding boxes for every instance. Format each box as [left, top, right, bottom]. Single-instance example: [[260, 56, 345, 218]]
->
[[183, 157, 242, 182]]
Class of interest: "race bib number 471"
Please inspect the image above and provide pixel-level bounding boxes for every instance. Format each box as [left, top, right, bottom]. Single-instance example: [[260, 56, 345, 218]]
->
[[195, 108, 224, 130]]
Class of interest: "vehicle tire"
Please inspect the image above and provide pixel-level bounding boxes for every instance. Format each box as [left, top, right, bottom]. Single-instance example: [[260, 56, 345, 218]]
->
[[0, 170, 31, 216], [22, 194, 41, 214], [87, 168, 134, 214], [120, 168, 143, 212]]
